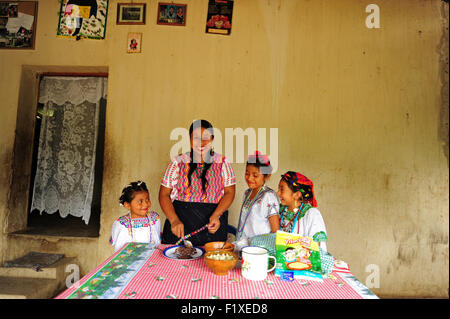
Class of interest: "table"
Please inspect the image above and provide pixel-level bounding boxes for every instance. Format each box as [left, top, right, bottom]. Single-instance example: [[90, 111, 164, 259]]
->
[[55, 243, 378, 299]]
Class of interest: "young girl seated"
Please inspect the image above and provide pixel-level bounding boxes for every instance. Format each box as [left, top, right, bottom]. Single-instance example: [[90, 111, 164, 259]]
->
[[110, 181, 161, 252], [236, 151, 280, 244], [277, 171, 328, 251]]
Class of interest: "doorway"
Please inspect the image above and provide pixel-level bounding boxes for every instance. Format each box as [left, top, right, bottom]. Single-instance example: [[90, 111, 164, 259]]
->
[[8, 68, 108, 238]]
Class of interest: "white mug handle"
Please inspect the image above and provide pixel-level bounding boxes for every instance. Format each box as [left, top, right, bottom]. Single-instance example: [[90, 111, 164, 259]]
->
[[267, 256, 276, 272]]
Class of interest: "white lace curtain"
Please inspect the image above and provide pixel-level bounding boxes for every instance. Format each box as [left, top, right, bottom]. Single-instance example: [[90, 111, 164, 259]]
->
[[30, 76, 107, 224]]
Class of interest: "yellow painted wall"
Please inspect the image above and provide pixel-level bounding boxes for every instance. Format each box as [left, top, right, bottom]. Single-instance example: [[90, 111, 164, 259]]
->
[[0, 0, 448, 298]]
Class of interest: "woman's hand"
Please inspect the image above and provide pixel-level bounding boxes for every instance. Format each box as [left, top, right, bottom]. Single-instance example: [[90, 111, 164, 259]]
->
[[171, 219, 185, 239], [208, 216, 221, 234]]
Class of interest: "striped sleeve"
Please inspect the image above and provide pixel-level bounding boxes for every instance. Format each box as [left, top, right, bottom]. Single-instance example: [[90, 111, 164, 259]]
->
[[221, 156, 236, 187], [161, 158, 180, 189]]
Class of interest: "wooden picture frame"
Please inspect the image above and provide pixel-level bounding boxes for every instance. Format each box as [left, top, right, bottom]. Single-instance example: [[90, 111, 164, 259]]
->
[[127, 32, 142, 53], [117, 3, 146, 25], [0, 1, 37, 49], [157, 2, 186, 26]]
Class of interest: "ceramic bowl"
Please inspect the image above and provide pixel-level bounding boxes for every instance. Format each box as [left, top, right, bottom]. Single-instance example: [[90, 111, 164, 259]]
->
[[204, 241, 235, 253], [204, 250, 238, 276]]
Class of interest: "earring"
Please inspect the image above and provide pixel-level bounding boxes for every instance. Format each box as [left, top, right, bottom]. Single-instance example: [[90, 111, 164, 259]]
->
[[293, 200, 300, 212]]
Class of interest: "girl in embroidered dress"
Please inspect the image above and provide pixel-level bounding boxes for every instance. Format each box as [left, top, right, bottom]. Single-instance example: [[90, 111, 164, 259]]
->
[[277, 172, 328, 251], [236, 151, 280, 246], [110, 181, 161, 252]]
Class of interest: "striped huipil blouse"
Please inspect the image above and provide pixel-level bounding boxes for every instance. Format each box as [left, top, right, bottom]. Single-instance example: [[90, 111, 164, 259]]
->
[[161, 152, 236, 203]]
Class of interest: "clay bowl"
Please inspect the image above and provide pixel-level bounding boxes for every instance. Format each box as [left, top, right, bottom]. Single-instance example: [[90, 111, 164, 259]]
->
[[204, 241, 235, 253], [204, 250, 238, 276]]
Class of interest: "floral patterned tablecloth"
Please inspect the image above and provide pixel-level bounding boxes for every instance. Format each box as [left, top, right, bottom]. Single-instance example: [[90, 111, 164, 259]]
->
[[55, 243, 378, 299]]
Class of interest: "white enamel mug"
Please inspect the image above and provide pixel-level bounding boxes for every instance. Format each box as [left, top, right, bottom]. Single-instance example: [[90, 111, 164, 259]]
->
[[241, 246, 276, 281]]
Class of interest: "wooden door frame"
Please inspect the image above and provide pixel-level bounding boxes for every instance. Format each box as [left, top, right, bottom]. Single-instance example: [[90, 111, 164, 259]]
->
[[6, 65, 108, 233]]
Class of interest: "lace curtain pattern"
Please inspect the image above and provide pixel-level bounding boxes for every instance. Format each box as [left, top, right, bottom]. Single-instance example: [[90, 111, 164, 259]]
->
[[30, 76, 107, 224]]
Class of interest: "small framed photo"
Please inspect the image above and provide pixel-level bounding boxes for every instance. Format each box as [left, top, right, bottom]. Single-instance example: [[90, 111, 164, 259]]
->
[[127, 32, 142, 53], [117, 3, 146, 25], [157, 2, 186, 26]]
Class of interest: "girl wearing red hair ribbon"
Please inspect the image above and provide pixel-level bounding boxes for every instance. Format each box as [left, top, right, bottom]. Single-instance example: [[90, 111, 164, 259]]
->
[[277, 171, 328, 251]]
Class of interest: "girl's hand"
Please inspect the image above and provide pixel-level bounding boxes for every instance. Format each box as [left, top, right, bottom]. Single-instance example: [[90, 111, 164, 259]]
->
[[171, 219, 185, 239], [208, 216, 221, 234]]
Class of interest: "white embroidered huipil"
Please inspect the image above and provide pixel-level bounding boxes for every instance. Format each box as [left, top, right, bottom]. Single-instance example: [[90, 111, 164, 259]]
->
[[236, 186, 280, 241], [295, 207, 327, 252], [280, 205, 328, 252], [110, 212, 161, 252]]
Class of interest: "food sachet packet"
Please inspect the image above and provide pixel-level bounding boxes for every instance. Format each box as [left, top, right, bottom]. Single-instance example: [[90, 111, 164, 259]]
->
[[274, 230, 323, 281]]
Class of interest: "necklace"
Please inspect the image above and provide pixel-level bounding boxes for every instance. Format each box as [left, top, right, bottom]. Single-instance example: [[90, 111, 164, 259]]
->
[[128, 212, 153, 245], [237, 186, 265, 236], [280, 203, 304, 233]]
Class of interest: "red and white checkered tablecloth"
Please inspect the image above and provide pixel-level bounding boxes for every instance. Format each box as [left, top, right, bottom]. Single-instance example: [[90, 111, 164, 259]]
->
[[56, 244, 375, 299]]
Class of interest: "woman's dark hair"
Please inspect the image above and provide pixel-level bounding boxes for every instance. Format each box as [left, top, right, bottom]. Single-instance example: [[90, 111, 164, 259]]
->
[[119, 181, 148, 205], [246, 151, 272, 176], [188, 120, 214, 193]]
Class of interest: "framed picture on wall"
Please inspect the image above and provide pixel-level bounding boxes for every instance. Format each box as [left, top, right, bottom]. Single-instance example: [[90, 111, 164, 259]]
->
[[205, 0, 233, 35], [157, 2, 186, 26], [57, 0, 109, 40], [0, 1, 38, 49], [127, 32, 142, 53], [117, 3, 146, 25]]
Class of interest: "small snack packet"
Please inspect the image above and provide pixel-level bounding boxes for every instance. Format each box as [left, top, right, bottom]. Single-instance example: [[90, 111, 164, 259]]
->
[[275, 231, 323, 281]]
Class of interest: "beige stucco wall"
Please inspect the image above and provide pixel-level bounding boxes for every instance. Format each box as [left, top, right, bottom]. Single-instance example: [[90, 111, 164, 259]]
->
[[0, 0, 448, 298]]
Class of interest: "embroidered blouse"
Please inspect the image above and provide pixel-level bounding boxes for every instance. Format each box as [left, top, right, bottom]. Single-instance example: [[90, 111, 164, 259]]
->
[[236, 186, 280, 241], [279, 204, 328, 252], [110, 211, 161, 252], [160, 152, 236, 204]]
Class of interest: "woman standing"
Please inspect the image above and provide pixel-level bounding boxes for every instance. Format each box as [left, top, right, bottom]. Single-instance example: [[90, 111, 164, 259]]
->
[[159, 120, 236, 246]]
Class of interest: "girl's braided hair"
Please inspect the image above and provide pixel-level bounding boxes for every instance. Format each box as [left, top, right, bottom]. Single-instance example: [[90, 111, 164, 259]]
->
[[119, 181, 148, 206]]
